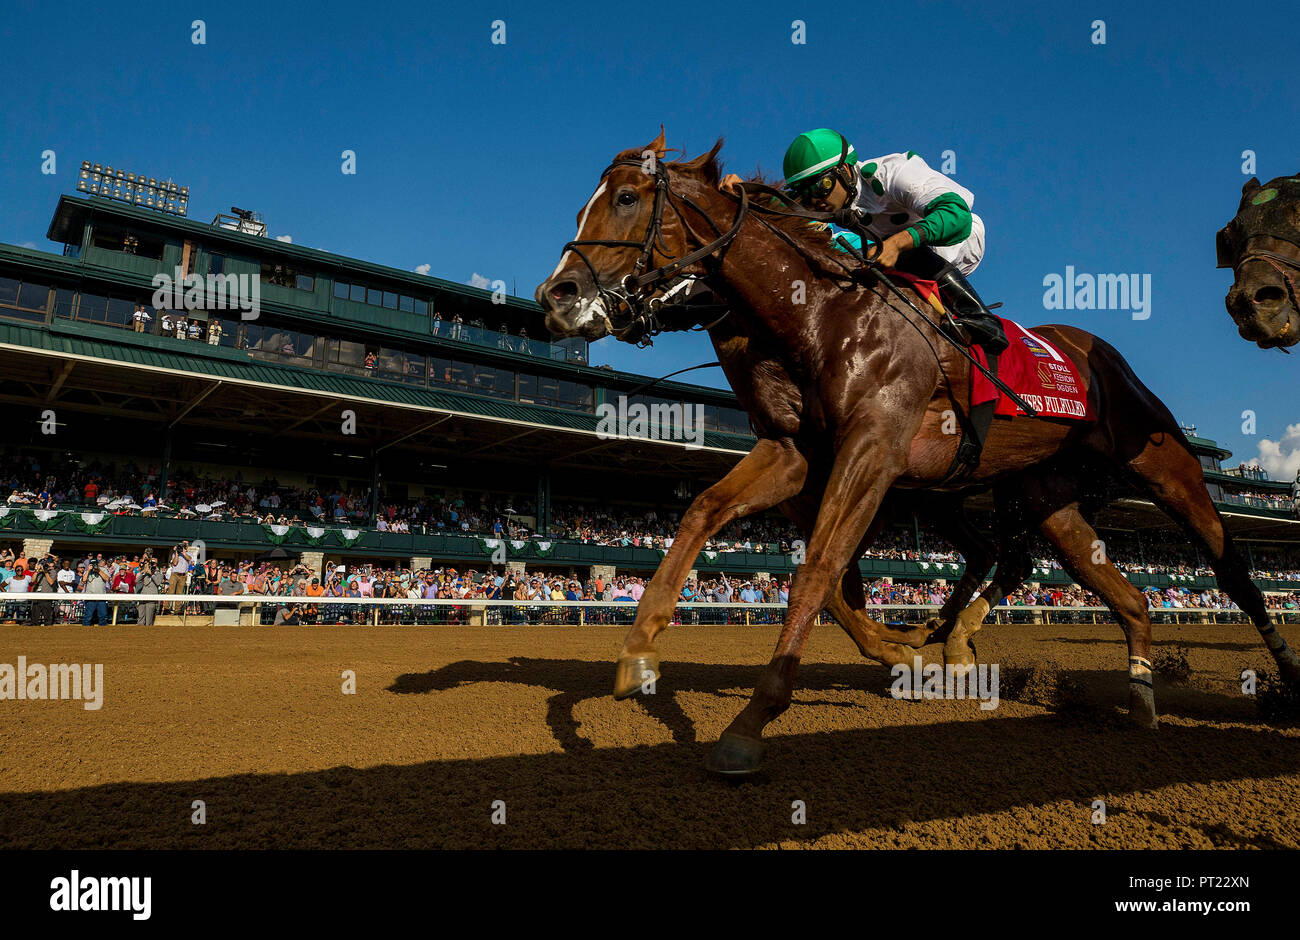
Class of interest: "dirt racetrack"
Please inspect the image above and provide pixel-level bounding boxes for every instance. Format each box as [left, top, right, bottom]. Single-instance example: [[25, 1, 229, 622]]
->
[[2, 619, 1299, 849]]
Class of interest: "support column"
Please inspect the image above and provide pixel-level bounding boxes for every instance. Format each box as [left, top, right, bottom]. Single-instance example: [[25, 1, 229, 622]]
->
[[369, 453, 381, 522], [300, 551, 325, 579], [536, 466, 551, 536], [22, 538, 54, 561], [159, 428, 173, 500]]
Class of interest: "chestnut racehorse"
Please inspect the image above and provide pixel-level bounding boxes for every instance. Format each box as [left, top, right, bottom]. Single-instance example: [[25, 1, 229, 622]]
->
[[537, 132, 1300, 775]]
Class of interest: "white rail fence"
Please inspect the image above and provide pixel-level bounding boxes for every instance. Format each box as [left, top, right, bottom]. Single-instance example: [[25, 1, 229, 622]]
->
[[3, 594, 1297, 627]]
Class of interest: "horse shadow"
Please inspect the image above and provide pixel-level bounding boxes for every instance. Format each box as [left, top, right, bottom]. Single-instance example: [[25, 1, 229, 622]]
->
[[389, 656, 1275, 753]]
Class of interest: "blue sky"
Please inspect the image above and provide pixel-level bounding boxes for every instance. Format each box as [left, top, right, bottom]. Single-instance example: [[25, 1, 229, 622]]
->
[[2, 0, 1297, 476]]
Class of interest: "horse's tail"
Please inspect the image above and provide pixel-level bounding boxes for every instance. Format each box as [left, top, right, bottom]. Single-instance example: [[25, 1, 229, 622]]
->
[[1037, 324, 1280, 634]]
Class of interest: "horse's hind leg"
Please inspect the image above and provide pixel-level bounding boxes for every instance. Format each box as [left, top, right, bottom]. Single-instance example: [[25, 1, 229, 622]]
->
[[945, 483, 1033, 669], [1024, 472, 1158, 727], [1124, 434, 1300, 684], [915, 493, 997, 646]]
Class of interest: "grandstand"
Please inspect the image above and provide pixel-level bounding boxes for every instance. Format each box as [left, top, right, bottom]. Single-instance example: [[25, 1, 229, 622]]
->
[[1, 181, 1298, 622]]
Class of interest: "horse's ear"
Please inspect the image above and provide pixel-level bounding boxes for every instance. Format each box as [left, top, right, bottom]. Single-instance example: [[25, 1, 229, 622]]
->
[[674, 138, 725, 185], [1242, 176, 1261, 195], [647, 126, 667, 161]]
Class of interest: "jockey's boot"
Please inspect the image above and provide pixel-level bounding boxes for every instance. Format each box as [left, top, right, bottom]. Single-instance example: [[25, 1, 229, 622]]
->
[[935, 265, 1009, 356]]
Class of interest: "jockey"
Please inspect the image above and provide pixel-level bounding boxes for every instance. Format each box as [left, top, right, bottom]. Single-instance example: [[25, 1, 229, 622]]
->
[[740, 128, 1008, 355]]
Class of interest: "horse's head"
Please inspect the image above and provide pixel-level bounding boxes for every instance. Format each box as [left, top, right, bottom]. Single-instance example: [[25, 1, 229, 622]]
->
[[535, 129, 725, 342], [1219, 175, 1300, 349]]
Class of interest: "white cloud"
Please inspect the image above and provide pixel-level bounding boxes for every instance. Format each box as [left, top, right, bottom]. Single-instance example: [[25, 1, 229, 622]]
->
[[20, 241, 36, 249], [469, 272, 491, 289], [1255, 423, 1300, 480], [415, 263, 431, 275], [275, 234, 293, 243]]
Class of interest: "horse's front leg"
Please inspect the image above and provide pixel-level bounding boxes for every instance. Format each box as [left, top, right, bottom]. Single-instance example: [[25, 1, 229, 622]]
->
[[613, 438, 807, 698], [707, 429, 911, 775]]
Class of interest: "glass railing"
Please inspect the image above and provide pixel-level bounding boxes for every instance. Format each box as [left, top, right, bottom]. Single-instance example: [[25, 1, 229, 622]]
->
[[430, 320, 587, 364]]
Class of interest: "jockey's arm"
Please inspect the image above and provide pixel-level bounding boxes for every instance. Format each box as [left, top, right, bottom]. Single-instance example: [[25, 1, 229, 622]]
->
[[874, 192, 973, 267]]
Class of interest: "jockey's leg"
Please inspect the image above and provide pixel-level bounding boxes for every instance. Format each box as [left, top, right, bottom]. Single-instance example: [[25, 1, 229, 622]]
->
[[893, 245, 1008, 357], [933, 264, 1009, 355]]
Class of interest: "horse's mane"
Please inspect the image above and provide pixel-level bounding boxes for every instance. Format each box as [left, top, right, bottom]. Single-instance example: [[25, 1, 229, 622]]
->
[[698, 156, 861, 281], [609, 140, 864, 283]]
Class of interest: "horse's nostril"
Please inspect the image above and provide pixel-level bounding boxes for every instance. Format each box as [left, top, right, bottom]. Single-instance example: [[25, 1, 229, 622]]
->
[[550, 280, 578, 304], [1254, 285, 1286, 306]]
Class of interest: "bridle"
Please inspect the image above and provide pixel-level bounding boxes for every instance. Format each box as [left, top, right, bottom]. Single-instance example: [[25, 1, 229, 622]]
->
[[559, 157, 749, 344], [1219, 225, 1300, 348]]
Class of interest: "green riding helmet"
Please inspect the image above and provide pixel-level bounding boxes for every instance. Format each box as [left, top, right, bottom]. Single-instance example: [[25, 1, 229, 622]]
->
[[783, 128, 859, 194]]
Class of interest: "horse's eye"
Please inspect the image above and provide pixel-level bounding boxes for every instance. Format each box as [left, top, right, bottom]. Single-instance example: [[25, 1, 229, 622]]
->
[[617, 191, 637, 207]]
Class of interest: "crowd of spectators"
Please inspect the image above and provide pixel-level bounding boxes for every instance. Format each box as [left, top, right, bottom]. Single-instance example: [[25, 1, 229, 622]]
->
[[3, 540, 1299, 627], [3, 450, 1300, 580]]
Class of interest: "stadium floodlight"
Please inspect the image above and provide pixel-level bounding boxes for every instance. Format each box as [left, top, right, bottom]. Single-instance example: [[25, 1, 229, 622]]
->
[[76, 159, 193, 217]]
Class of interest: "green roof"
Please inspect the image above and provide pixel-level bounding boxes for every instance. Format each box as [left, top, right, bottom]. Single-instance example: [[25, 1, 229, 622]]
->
[[0, 318, 753, 453]]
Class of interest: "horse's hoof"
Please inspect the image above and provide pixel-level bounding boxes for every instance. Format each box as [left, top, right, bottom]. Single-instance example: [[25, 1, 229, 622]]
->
[[943, 638, 977, 668], [705, 732, 765, 776], [613, 653, 660, 700]]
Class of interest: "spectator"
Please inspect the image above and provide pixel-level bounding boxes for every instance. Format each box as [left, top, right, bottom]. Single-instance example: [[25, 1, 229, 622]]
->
[[135, 558, 165, 626], [165, 542, 193, 613], [80, 559, 110, 626]]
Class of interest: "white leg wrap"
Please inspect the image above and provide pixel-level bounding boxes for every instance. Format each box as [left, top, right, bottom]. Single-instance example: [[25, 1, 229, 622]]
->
[[1129, 656, 1155, 712]]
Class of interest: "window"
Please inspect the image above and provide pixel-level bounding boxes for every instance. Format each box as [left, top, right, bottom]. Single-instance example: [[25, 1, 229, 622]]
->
[[260, 260, 314, 291], [517, 374, 537, 404], [77, 294, 107, 323], [0, 277, 49, 323], [89, 226, 165, 260], [106, 297, 134, 327], [558, 381, 593, 411], [53, 288, 76, 319], [536, 376, 560, 407], [334, 279, 429, 315]]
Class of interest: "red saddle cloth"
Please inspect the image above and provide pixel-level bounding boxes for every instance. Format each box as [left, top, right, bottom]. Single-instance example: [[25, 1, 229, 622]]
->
[[882, 271, 1091, 421], [971, 318, 1092, 420]]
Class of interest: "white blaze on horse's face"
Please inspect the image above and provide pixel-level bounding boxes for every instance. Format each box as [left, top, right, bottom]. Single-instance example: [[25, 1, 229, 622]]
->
[[548, 181, 607, 282], [539, 179, 616, 340]]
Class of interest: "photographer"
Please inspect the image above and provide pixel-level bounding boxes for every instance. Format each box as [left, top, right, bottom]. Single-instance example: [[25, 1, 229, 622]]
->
[[165, 541, 192, 613], [29, 554, 58, 626], [80, 558, 110, 626], [135, 558, 165, 625]]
